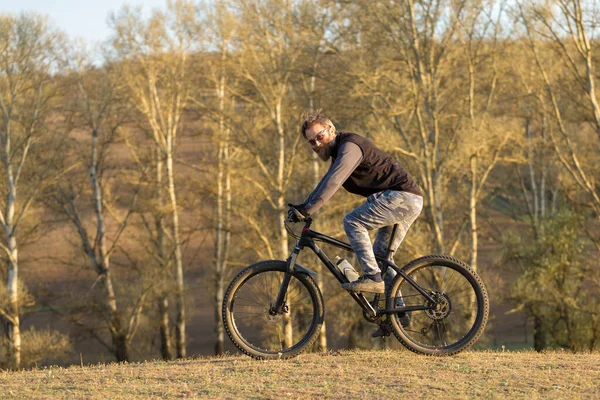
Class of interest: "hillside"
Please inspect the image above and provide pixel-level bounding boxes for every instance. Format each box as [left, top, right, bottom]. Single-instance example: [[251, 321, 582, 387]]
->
[[1, 350, 599, 399]]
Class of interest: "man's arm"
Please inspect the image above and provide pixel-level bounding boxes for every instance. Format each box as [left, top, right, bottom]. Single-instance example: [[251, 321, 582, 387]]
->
[[303, 141, 363, 215]]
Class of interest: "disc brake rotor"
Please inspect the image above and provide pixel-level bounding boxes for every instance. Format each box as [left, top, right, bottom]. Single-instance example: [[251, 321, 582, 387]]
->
[[263, 303, 286, 323], [425, 292, 452, 320]]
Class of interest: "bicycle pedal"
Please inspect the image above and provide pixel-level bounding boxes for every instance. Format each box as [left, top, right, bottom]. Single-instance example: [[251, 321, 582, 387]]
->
[[371, 326, 392, 338]]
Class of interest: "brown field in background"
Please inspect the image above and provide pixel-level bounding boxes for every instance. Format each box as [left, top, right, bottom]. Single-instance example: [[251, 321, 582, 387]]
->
[[12, 110, 531, 365], [19, 214, 528, 365], [1, 349, 599, 399]]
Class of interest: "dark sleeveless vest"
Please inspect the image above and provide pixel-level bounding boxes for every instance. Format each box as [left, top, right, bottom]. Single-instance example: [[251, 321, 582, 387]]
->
[[332, 132, 422, 197]]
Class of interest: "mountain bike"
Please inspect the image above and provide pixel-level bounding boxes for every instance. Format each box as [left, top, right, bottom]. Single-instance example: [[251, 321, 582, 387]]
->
[[222, 215, 489, 360]]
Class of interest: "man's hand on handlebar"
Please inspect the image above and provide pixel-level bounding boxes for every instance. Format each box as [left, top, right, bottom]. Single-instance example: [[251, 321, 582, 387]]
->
[[287, 203, 308, 222]]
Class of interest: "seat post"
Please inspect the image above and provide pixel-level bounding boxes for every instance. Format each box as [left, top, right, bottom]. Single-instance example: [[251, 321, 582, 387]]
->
[[386, 224, 399, 261]]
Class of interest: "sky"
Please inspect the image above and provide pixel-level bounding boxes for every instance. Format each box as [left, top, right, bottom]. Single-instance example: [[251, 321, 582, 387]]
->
[[3, 0, 169, 44]]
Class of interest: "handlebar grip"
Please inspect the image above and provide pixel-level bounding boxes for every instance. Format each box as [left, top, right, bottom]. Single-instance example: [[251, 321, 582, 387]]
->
[[291, 208, 306, 221], [287, 204, 306, 222]]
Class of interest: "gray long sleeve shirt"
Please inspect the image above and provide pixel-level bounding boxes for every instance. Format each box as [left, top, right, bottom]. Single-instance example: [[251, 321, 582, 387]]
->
[[304, 141, 363, 215]]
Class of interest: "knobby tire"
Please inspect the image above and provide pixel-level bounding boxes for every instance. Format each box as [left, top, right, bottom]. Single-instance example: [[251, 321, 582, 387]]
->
[[222, 260, 324, 360], [387, 255, 489, 356]]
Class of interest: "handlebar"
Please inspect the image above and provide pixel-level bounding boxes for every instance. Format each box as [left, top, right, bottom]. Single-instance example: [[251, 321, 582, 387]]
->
[[288, 207, 306, 222], [302, 217, 313, 229], [285, 206, 313, 237]]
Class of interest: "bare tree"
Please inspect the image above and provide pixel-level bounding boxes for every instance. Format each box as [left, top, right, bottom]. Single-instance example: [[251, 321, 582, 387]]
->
[[348, 0, 474, 254], [197, 1, 237, 355], [457, 1, 512, 271], [53, 47, 148, 362], [230, 0, 303, 261], [110, 0, 198, 358], [227, 0, 307, 348], [0, 13, 64, 369], [295, 0, 344, 352], [343, 0, 517, 268], [519, 0, 600, 243], [515, 0, 600, 351]]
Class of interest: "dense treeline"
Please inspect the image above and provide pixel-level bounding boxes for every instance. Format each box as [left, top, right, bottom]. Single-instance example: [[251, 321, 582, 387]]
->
[[1, 0, 600, 369]]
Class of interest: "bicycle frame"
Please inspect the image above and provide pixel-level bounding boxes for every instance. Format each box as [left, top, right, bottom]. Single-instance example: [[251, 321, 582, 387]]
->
[[273, 217, 438, 318]]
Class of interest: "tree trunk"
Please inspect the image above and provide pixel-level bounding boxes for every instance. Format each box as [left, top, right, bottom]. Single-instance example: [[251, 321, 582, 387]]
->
[[312, 151, 327, 351], [307, 69, 327, 352], [214, 140, 225, 356], [469, 155, 478, 272], [114, 332, 130, 363], [406, 0, 446, 254], [580, 7, 600, 138], [166, 143, 186, 358], [533, 315, 546, 352], [3, 134, 21, 369], [90, 129, 129, 362], [158, 297, 172, 359], [217, 139, 231, 354], [6, 237, 21, 370], [525, 118, 542, 239], [540, 114, 548, 234], [213, 62, 232, 355], [424, 168, 445, 254], [0, 13, 59, 370], [590, 315, 599, 351], [155, 148, 173, 360], [213, 141, 229, 355], [104, 271, 129, 362], [219, 138, 232, 354], [214, 279, 225, 355], [274, 104, 292, 349]]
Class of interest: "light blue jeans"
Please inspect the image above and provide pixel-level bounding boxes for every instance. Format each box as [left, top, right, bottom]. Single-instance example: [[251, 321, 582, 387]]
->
[[343, 190, 423, 282]]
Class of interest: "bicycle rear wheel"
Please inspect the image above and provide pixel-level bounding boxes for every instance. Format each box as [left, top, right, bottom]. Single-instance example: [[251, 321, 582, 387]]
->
[[387, 255, 489, 355], [222, 260, 324, 359]]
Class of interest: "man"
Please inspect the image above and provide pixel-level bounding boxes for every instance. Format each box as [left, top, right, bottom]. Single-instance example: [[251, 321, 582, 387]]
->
[[288, 111, 423, 295]]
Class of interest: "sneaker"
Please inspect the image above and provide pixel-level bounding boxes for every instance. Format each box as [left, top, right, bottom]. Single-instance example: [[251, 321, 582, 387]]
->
[[393, 296, 411, 328], [371, 326, 391, 338], [371, 327, 387, 338], [399, 312, 411, 328], [341, 276, 385, 294], [371, 318, 392, 338]]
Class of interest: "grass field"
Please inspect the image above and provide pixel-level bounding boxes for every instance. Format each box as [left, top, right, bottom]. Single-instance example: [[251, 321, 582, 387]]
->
[[1, 349, 599, 399]]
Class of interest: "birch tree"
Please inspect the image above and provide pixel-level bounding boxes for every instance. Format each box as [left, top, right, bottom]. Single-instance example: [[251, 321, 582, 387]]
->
[[227, 0, 309, 347], [0, 13, 64, 369], [349, 0, 473, 254], [295, 0, 344, 352], [513, 0, 600, 350], [54, 48, 148, 362], [197, 1, 236, 355], [230, 0, 303, 263], [455, 1, 513, 271], [110, 0, 197, 358], [519, 0, 600, 249], [511, 43, 561, 241], [345, 0, 514, 264]]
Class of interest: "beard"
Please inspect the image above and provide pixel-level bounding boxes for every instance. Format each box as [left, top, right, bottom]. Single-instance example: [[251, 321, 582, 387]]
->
[[316, 140, 334, 161]]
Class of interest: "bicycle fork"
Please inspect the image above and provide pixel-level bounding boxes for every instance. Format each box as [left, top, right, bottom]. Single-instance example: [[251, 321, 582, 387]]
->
[[270, 245, 300, 315]]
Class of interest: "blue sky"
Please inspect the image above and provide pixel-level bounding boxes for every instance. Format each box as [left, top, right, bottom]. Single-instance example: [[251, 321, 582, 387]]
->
[[3, 0, 169, 44]]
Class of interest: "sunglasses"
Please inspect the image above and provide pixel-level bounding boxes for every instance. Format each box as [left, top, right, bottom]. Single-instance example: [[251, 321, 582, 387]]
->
[[307, 128, 328, 146]]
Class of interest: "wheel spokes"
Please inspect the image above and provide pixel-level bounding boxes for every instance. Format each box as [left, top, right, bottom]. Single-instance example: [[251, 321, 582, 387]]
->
[[231, 271, 316, 353], [394, 263, 480, 350]]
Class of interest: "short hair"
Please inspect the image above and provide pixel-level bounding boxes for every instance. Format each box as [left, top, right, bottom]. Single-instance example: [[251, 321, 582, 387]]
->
[[300, 110, 336, 139]]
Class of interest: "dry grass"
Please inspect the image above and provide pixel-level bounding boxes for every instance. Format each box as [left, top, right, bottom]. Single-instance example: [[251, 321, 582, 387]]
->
[[1, 349, 599, 399]]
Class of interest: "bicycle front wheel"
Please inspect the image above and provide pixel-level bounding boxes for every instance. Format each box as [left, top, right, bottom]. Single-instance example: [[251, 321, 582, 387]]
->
[[387, 255, 489, 355], [222, 260, 324, 359]]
